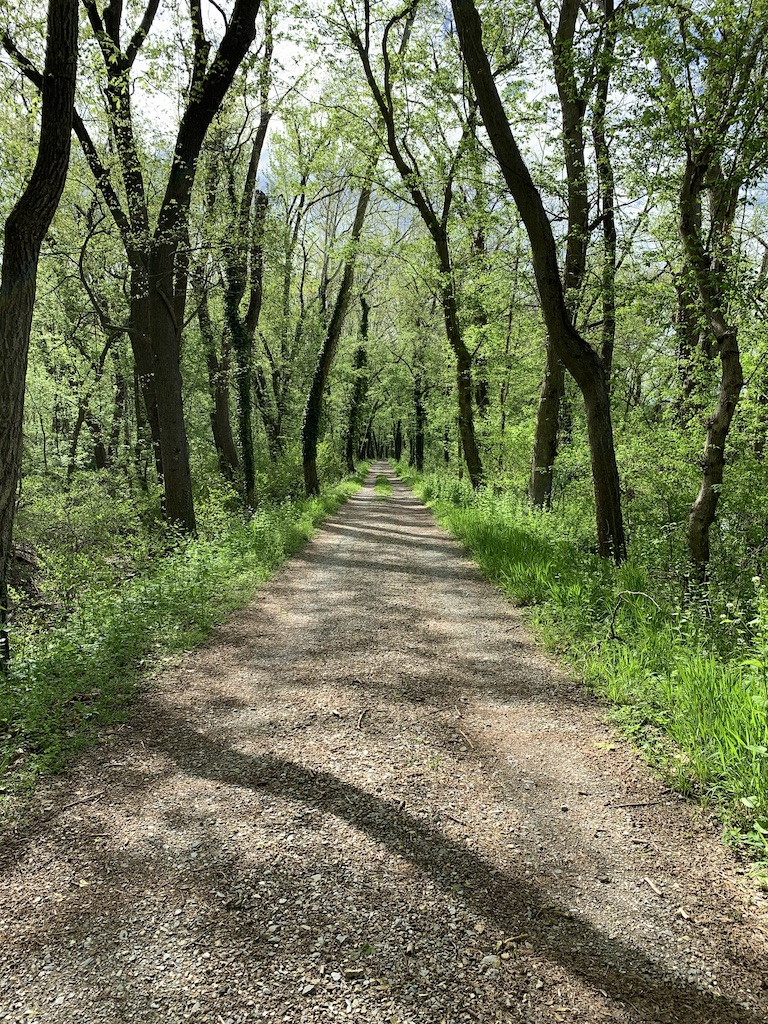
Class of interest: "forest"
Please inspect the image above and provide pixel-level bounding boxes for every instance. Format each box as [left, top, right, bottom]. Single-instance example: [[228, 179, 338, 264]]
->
[[1, 0, 767, 864]]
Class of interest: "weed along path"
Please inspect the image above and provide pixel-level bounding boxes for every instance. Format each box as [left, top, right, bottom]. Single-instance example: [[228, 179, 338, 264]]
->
[[1, 463, 767, 1024]]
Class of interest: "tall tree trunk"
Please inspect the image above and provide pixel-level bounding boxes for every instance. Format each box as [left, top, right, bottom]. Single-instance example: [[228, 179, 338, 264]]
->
[[592, 0, 618, 380], [674, 272, 703, 424], [453, 0, 626, 561], [352, 18, 483, 489], [679, 155, 743, 574], [344, 298, 370, 473], [0, 0, 78, 666], [529, 343, 564, 508], [196, 270, 239, 480], [129, 267, 164, 481], [529, 0, 590, 506], [303, 180, 373, 496], [394, 419, 403, 461], [147, 242, 196, 530], [414, 374, 425, 472]]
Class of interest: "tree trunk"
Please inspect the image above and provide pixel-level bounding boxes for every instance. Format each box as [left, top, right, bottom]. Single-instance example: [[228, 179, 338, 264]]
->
[[147, 242, 196, 530], [453, 0, 626, 561], [592, 0, 618, 380], [353, 22, 482, 489], [529, 342, 564, 508], [529, 0, 590, 506], [303, 181, 373, 496], [687, 327, 742, 569], [394, 419, 403, 461], [0, 0, 78, 666], [679, 154, 743, 575], [129, 266, 164, 481], [414, 375, 425, 472], [196, 274, 239, 480], [344, 298, 369, 473]]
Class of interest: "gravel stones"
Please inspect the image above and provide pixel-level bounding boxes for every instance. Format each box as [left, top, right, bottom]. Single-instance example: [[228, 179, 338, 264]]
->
[[0, 463, 766, 1023]]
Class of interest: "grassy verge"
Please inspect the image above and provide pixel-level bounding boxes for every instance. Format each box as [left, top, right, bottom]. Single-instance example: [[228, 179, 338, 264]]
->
[[0, 470, 366, 793], [397, 465, 768, 866]]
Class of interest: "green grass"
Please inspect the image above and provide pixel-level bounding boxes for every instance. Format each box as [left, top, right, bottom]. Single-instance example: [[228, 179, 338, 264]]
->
[[374, 474, 393, 498], [397, 464, 768, 864], [0, 470, 366, 795]]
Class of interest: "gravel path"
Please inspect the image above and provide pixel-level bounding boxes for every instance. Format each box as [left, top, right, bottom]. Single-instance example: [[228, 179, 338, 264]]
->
[[1, 462, 767, 1023]]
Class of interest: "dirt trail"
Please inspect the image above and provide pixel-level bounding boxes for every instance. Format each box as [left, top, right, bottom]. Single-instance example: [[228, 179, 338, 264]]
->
[[1, 463, 766, 1024]]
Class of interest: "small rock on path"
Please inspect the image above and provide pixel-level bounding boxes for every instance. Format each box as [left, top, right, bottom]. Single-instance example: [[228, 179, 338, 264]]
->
[[0, 462, 766, 1023]]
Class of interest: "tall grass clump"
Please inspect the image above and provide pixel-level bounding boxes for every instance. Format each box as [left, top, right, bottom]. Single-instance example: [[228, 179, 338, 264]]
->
[[397, 464, 768, 861], [0, 470, 366, 791]]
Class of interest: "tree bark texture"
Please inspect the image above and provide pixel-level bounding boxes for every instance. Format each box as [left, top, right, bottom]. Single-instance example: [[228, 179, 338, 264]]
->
[[453, 0, 626, 561], [0, 0, 78, 665]]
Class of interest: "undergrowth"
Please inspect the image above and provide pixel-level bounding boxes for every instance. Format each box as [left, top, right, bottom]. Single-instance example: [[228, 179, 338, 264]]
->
[[397, 464, 768, 865], [0, 468, 366, 793]]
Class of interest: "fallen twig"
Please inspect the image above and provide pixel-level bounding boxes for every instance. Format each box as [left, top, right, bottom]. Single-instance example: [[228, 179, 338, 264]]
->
[[457, 729, 474, 749], [54, 791, 106, 815], [357, 708, 370, 729], [608, 797, 671, 809], [644, 876, 664, 896]]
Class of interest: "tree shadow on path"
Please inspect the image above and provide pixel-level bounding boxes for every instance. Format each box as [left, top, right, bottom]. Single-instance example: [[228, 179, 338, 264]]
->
[[155, 712, 763, 1024]]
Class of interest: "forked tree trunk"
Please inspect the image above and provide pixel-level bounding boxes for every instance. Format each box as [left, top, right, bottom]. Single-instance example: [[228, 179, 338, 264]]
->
[[353, 20, 483, 489], [529, 0, 617, 501], [0, 0, 78, 666]]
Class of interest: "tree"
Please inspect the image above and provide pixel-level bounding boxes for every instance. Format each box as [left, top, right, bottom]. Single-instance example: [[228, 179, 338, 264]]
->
[[339, 0, 485, 487], [638, 0, 768, 573], [302, 169, 375, 494], [5, 0, 266, 529], [452, 0, 626, 561], [0, 0, 78, 665], [528, 0, 619, 508]]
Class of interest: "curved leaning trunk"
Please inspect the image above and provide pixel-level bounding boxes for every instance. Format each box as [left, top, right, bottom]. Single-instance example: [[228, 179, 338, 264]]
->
[[452, 0, 626, 561]]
